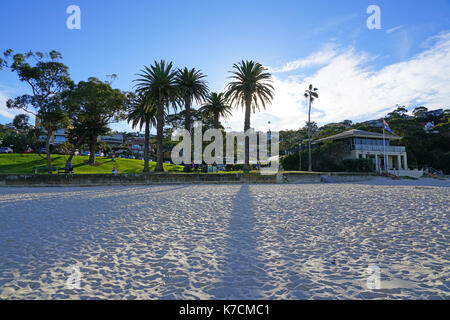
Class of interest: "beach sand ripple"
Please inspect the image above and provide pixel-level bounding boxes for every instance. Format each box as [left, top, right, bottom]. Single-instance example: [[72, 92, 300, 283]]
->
[[0, 180, 448, 299]]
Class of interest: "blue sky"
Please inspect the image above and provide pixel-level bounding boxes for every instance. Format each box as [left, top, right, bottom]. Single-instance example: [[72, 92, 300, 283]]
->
[[0, 0, 449, 132]]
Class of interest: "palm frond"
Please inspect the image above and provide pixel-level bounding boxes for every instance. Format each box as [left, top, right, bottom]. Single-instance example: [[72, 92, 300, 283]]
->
[[224, 60, 274, 113]]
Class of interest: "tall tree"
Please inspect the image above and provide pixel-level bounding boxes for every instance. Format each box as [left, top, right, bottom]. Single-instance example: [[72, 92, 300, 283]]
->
[[412, 106, 428, 118], [199, 92, 233, 129], [225, 60, 274, 171], [126, 93, 157, 172], [66, 78, 128, 165], [175, 67, 209, 133], [134, 60, 178, 172], [304, 84, 319, 172], [175, 67, 209, 171], [2, 50, 73, 172], [388, 105, 408, 119], [38, 103, 70, 172]]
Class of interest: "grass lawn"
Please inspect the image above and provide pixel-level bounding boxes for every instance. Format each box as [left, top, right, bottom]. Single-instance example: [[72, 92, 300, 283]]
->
[[0, 154, 184, 174]]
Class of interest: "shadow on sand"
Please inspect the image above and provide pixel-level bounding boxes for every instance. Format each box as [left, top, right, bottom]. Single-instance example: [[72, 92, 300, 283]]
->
[[208, 184, 271, 299]]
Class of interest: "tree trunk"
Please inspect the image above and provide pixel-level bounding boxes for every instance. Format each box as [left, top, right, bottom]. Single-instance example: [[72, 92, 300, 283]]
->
[[184, 98, 191, 134], [143, 116, 150, 173], [243, 97, 251, 172], [308, 99, 312, 172], [65, 130, 89, 169], [45, 131, 53, 174], [184, 98, 192, 172], [155, 103, 165, 172], [214, 111, 220, 130], [89, 134, 97, 165]]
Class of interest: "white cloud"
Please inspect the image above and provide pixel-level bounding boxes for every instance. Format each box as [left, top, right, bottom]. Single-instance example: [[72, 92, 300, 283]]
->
[[386, 25, 404, 34], [109, 121, 137, 133], [269, 44, 338, 73], [224, 32, 450, 132], [0, 91, 34, 123], [0, 92, 16, 120]]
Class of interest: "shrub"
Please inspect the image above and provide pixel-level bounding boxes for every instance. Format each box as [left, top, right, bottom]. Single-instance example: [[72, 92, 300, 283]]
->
[[224, 163, 259, 171], [342, 158, 374, 172], [280, 153, 300, 171], [281, 141, 348, 171]]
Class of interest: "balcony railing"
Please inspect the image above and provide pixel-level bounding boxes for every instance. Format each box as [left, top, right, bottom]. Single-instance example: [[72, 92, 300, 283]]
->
[[353, 144, 405, 152]]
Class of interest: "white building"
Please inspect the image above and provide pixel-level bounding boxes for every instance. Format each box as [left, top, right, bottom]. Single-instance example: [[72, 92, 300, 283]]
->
[[38, 128, 67, 144], [98, 134, 123, 146], [317, 129, 422, 177]]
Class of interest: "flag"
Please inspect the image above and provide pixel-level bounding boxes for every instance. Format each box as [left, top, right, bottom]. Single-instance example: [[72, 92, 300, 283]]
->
[[383, 119, 394, 134]]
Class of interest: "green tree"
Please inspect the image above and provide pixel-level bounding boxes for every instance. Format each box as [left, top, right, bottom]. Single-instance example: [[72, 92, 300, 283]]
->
[[281, 141, 348, 171], [38, 103, 70, 171], [412, 106, 428, 118], [66, 78, 128, 165], [279, 129, 304, 156], [134, 60, 178, 172], [175, 67, 209, 133], [2, 50, 73, 172], [126, 93, 157, 172], [199, 92, 233, 129], [175, 67, 209, 171], [167, 109, 216, 131], [225, 60, 274, 171], [13, 114, 30, 130], [304, 84, 319, 172], [388, 105, 408, 119], [1, 131, 29, 153]]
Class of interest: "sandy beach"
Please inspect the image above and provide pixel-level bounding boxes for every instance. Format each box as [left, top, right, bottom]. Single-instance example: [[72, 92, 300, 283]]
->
[[0, 177, 448, 299]]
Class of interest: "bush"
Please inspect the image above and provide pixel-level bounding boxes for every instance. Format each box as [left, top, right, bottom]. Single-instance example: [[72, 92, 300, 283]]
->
[[280, 153, 300, 171], [431, 150, 450, 174], [280, 141, 349, 171], [342, 159, 374, 172], [224, 163, 259, 171]]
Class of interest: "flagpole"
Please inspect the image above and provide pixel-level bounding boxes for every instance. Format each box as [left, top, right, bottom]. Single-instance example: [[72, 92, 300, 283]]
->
[[382, 118, 387, 172]]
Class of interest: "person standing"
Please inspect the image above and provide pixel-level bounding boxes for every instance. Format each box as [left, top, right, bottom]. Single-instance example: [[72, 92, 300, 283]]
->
[[66, 160, 73, 173]]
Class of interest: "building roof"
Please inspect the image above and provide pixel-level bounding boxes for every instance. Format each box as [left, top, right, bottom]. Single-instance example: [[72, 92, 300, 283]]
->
[[317, 129, 401, 142]]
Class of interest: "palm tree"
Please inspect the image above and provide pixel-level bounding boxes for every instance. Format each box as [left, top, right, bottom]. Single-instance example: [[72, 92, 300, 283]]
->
[[175, 67, 209, 133], [199, 92, 233, 129], [134, 60, 178, 172], [225, 60, 274, 171], [175, 67, 209, 171], [126, 93, 157, 172], [304, 84, 318, 172]]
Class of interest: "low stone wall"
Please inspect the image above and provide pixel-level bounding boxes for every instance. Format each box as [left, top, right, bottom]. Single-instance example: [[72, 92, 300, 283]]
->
[[0, 172, 377, 187], [388, 169, 424, 178], [0, 173, 278, 187], [280, 172, 377, 184]]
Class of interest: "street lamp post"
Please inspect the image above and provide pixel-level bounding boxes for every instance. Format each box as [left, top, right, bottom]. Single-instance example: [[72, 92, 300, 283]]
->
[[298, 140, 302, 171]]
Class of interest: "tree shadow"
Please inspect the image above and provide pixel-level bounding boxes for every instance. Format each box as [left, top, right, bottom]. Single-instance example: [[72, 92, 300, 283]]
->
[[209, 184, 270, 299], [0, 158, 49, 174]]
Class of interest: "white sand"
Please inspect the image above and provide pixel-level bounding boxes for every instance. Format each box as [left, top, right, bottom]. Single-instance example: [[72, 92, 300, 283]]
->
[[0, 178, 448, 299]]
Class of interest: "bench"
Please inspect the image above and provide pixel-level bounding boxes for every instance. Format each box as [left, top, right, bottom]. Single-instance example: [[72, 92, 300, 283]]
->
[[57, 168, 74, 174], [33, 166, 62, 174]]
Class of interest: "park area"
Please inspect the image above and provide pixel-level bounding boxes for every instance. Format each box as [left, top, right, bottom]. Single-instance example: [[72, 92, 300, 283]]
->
[[0, 154, 183, 174], [0, 181, 448, 299]]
